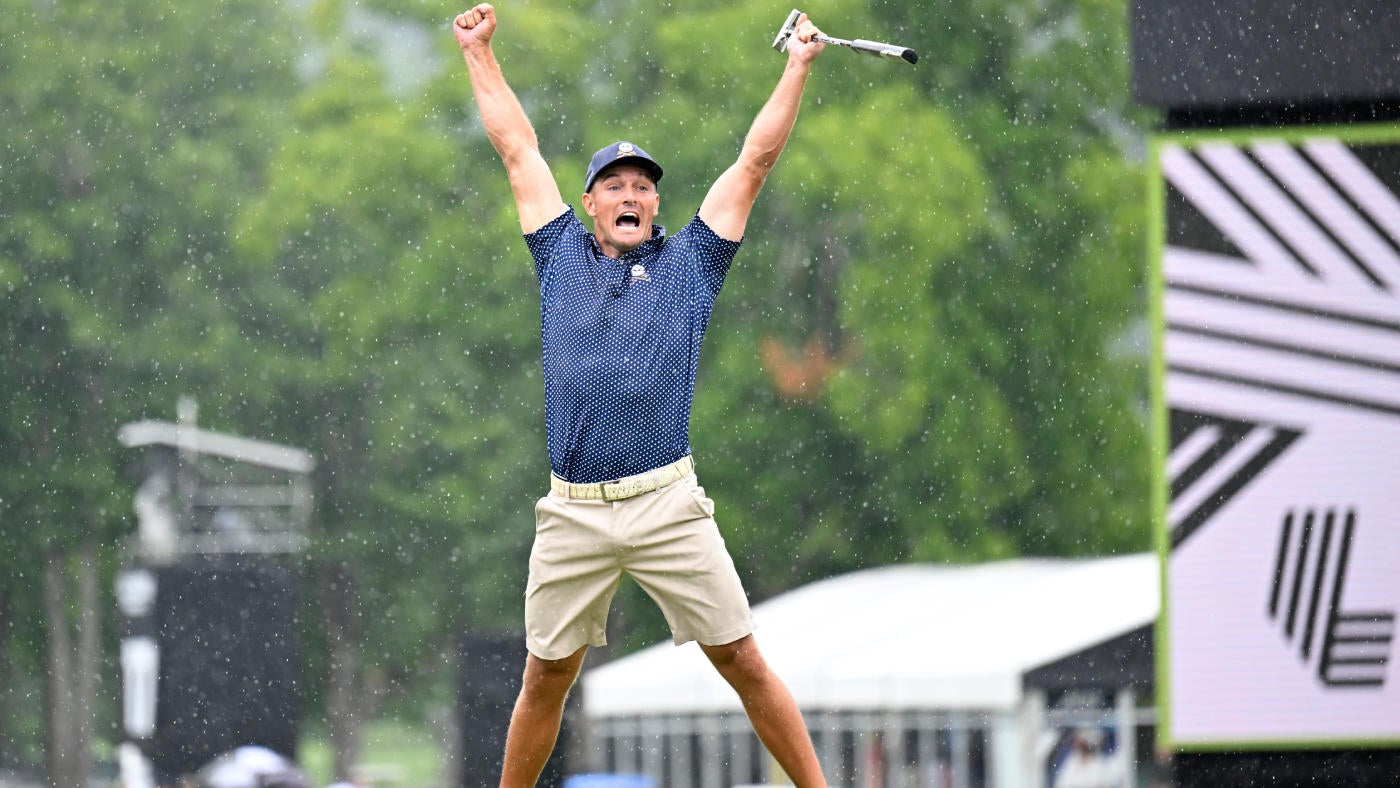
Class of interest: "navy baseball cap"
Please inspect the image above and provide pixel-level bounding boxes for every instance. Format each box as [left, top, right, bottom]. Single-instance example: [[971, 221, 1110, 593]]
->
[[583, 141, 663, 193]]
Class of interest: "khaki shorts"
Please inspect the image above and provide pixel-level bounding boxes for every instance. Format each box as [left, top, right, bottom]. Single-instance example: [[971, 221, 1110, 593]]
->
[[524, 472, 755, 660]]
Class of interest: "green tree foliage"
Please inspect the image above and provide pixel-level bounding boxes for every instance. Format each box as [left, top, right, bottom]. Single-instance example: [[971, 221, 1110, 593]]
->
[[1, 0, 1153, 763], [2, 0, 300, 765]]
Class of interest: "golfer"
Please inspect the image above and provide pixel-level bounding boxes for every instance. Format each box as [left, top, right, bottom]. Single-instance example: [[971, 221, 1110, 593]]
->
[[454, 5, 829, 786]]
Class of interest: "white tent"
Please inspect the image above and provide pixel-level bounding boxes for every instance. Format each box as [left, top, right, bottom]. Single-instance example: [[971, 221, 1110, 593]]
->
[[579, 553, 1160, 787], [585, 553, 1159, 717]]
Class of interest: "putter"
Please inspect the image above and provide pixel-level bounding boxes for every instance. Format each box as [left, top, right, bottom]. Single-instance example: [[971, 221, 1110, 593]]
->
[[772, 8, 919, 65]]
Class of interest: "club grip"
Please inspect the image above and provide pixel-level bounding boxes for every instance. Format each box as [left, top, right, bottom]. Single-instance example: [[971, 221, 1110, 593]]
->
[[850, 39, 919, 64]]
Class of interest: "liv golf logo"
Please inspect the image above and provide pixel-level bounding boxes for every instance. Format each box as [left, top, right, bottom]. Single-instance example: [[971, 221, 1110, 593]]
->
[[1267, 507, 1395, 688], [1159, 135, 1400, 745]]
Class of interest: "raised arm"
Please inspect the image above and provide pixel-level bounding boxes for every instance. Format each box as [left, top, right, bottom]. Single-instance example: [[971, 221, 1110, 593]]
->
[[454, 4, 565, 233], [697, 13, 825, 241]]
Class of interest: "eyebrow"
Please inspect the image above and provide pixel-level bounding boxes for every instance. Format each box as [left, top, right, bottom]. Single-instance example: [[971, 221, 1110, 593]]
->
[[600, 171, 655, 185]]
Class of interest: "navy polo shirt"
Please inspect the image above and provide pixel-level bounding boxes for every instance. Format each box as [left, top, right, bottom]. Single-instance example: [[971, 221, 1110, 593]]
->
[[524, 206, 741, 484]]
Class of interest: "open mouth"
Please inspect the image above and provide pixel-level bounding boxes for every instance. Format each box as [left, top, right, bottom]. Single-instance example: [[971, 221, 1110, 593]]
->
[[616, 211, 641, 229]]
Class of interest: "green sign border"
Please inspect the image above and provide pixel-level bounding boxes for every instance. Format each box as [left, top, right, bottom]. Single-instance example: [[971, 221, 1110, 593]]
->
[[1150, 121, 1400, 753]]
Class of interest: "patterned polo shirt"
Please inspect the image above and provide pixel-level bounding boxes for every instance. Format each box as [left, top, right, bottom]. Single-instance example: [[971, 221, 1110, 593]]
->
[[524, 206, 741, 484]]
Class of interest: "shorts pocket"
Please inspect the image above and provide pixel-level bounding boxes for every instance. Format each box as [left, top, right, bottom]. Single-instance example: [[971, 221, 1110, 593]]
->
[[679, 476, 716, 519]]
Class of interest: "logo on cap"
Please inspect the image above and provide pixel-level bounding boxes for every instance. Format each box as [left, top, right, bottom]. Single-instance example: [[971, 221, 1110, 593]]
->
[[585, 141, 663, 193]]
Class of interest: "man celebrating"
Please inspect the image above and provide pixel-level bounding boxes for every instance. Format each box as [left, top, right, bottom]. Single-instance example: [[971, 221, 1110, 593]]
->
[[453, 5, 829, 786]]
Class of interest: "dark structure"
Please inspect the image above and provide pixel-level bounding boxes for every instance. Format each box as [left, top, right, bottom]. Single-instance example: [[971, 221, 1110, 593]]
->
[[1023, 624, 1155, 694], [456, 634, 568, 788], [1024, 624, 1167, 788], [116, 399, 314, 785], [150, 561, 303, 778], [1131, 0, 1400, 128], [1171, 750, 1400, 788], [1132, 3, 1400, 785]]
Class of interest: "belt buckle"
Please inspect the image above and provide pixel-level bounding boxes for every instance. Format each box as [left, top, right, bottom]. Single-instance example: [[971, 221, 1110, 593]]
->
[[600, 479, 625, 502], [601, 474, 660, 501]]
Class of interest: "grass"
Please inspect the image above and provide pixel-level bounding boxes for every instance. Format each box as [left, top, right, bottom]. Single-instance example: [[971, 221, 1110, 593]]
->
[[299, 717, 446, 787]]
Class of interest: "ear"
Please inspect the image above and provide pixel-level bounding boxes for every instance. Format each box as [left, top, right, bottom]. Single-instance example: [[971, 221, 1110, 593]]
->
[[581, 191, 597, 219]]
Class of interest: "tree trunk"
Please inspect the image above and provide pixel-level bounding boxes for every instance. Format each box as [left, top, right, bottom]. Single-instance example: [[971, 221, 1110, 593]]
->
[[0, 593, 11, 769], [320, 560, 364, 782], [43, 548, 81, 788], [435, 640, 463, 788], [75, 537, 100, 784], [42, 542, 100, 788]]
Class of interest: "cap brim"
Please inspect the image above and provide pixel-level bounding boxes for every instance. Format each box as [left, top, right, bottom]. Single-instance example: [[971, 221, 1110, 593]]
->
[[587, 157, 664, 192]]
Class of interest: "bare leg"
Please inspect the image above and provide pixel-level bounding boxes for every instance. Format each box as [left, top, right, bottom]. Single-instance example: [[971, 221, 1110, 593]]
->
[[701, 635, 827, 787], [499, 646, 587, 788]]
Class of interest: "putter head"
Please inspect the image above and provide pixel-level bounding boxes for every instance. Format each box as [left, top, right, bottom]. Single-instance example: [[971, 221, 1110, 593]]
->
[[771, 8, 801, 53]]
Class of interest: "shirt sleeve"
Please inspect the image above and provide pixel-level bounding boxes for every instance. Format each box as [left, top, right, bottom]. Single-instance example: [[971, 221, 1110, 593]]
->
[[684, 213, 743, 295], [523, 206, 578, 282]]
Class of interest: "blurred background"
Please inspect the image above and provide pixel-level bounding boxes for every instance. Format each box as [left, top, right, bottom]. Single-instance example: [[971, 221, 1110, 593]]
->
[[1, 0, 1155, 783]]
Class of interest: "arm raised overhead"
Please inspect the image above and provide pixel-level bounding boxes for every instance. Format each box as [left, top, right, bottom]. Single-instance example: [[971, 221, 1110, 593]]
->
[[454, 4, 566, 234], [698, 12, 825, 242]]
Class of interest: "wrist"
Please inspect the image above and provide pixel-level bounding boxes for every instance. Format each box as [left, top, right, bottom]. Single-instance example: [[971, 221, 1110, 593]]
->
[[461, 41, 499, 68], [784, 53, 816, 73]]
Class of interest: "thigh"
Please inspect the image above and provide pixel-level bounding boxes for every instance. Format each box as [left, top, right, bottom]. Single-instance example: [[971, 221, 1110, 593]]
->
[[622, 476, 755, 647], [525, 494, 623, 660]]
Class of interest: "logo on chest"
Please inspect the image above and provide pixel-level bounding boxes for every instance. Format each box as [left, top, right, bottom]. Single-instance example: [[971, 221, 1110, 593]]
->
[[629, 264, 652, 283]]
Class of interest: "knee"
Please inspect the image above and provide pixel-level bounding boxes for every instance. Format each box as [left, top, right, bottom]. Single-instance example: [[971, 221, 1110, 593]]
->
[[520, 649, 585, 702], [701, 636, 770, 687]]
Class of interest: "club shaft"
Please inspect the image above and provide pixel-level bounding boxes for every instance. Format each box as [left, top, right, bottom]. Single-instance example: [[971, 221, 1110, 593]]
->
[[813, 33, 918, 64]]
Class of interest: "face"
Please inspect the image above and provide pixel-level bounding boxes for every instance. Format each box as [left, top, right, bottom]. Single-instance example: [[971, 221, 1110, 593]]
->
[[582, 165, 661, 258]]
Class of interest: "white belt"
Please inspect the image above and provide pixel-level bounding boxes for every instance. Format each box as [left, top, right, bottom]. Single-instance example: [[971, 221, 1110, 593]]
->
[[551, 456, 694, 501]]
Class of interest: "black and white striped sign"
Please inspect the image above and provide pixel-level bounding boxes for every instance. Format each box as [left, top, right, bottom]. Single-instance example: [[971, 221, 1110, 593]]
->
[[1159, 135, 1400, 747]]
